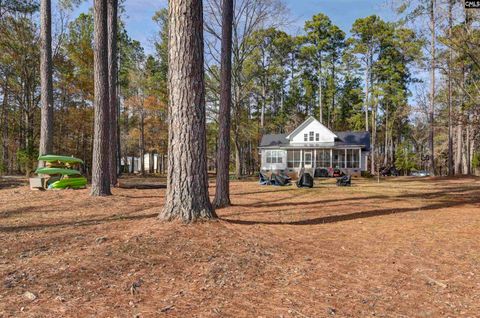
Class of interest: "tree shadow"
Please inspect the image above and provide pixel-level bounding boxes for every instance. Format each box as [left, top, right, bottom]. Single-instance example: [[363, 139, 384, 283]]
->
[[0, 178, 27, 189], [232, 194, 390, 208], [222, 183, 480, 226], [0, 210, 159, 233], [221, 199, 478, 226]]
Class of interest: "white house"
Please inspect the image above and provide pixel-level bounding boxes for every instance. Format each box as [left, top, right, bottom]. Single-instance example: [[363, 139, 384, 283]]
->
[[259, 116, 370, 176], [121, 153, 167, 174]]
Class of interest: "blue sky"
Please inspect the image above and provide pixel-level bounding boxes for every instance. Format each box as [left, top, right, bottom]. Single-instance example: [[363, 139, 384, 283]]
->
[[284, 0, 395, 35], [70, 0, 396, 54]]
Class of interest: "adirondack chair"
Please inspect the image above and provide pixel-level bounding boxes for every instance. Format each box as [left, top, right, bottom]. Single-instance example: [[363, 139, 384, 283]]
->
[[336, 175, 351, 187]]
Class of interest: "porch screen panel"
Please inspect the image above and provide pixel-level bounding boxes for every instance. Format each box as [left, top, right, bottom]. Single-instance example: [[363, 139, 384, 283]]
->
[[332, 149, 345, 168], [287, 150, 301, 168], [346, 149, 359, 168], [315, 149, 330, 168]]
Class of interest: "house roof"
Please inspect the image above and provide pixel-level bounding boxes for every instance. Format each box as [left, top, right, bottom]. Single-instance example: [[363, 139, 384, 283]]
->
[[260, 133, 289, 147], [260, 131, 371, 150], [334, 131, 371, 151], [285, 116, 337, 140]]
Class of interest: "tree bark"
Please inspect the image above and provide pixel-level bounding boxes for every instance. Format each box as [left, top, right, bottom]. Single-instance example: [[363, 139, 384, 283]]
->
[[140, 108, 145, 176], [39, 0, 54, 166], [108, 0, 118, 186], [318, 56, 323, 123], [364, 55, 369, 132], [447, 0, 453, 176], [1, 77, 8, 173], [160, 0, 215, 222], [428, 0, 436, 176], [213, 0, 233, 209], [91, 0, 111, 196]]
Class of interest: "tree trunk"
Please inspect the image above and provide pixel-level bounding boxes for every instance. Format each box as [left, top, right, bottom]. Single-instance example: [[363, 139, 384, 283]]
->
[[213, 0, 233, 209], [455, 124, 462, 174], [364, 56, 369, 132], [91, 0, 111, 196], [108, 0, 118, 186], [140, 109, 145, 175], [370, 101, 376, 175], [428, 0, 436, 176], [447, 0, 454, 176], [39, 0, 54, 166], [234, 135, 242, 179], [318, 57, 323, 123], [160, 0, 215, 222], [1, 77, 8, 173]]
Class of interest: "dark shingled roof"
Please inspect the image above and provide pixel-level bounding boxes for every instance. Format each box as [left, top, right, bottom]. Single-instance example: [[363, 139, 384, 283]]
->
[[260, 131, 370, 150], [334, 131, 371, 151], [260, 134, 289, 147]]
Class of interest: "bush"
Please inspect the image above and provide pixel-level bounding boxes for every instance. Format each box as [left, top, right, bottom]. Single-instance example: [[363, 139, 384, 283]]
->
[[17, 148, 38, 176]]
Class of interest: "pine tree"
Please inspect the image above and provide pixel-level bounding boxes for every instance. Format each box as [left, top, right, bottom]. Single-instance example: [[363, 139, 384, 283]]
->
[[213, 0, 234, 209], [91, 0, 111, 196], [160, 0, 216, 222], [38, 0, 54, 165]]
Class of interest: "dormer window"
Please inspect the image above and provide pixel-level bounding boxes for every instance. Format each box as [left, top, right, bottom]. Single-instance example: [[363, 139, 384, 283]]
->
[[315, 133, 319, 141], [304, 134, 308, 141], [309, 131, 314, 141]]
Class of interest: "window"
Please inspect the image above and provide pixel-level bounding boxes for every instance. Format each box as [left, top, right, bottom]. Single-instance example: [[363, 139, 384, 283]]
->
[[346, 149, 360, 168], [304, 134, 308, 141], [309, 131, 314, 141], [287, 150, 302, 168], [266, 150, 283, 164], [315, 133, 319, 141]]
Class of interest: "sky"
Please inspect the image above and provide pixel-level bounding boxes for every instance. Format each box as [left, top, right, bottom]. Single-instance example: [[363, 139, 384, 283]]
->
[[70, 0, 397, 55]]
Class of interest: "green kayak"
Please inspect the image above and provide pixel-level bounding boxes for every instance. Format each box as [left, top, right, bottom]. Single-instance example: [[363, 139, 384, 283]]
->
[[38, 155, 84, 164], [35, 167, 82, 176], [49, 177, 87, 189]]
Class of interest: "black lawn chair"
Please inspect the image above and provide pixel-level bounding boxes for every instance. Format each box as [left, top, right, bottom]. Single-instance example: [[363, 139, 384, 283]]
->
[[296, 172, 314, 188], [259, 172, 270, 185], [336, 175, 351, 186], [315, 168, 329, 178]]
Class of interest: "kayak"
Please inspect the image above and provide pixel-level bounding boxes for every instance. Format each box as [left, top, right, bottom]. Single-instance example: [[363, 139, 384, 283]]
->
[[34, 157, 87, 190], [38, 155, 84, 164], [49, 176, 87, 189], [35, 167, 82, 176]]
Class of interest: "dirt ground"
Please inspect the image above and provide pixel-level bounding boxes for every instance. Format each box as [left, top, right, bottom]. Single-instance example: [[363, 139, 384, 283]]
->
[[1, 175, 479, 317]]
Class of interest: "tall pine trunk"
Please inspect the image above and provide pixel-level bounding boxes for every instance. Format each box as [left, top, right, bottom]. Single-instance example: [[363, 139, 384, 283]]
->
[[428, 0, 436, 175], [447, 0, 454, 176], [160, 0, 215, 222], [318, 56, 323, 123], [91, 0, 111, 196], [108, 0, 118, 186], [1, 77, 8, 173], [39, 0, 54, 165], [213, 0, 233, 209], [140, 108, 145, 176]]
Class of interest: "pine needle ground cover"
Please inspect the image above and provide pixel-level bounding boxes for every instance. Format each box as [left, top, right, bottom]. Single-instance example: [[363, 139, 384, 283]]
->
[[1, 176, 479, 317]]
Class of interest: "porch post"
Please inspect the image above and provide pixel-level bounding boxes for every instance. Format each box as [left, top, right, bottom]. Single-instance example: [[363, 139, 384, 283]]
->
[[344, 148, 347, 168], [313, 149, 316, 169], [300, 149, 303, 168], [359, 148, 362, 170], [330, 149, 333, 168]]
